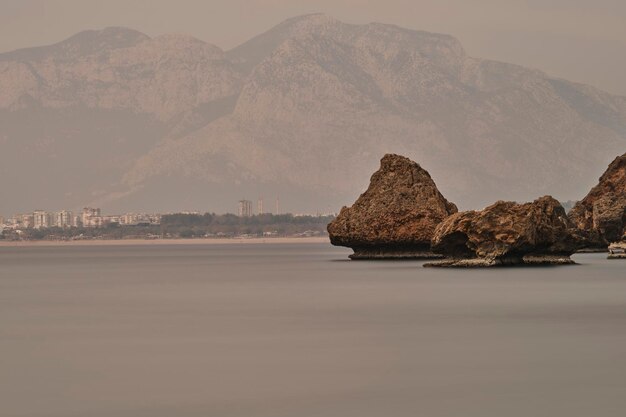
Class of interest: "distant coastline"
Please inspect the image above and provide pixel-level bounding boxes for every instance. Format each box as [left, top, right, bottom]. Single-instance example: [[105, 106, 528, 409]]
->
[[0, 236, 330, 247]]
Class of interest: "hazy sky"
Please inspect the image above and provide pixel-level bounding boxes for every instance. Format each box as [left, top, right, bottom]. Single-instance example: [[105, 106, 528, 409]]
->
[[2, 0, 626, 95]]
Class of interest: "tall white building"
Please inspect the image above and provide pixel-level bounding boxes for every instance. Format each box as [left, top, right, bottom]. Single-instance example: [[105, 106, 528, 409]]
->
[[257, 197, 264, 215], [55, 211, 73, 228], [33, 211, 51, 229], [238, 200, 253, 217], [82, 207, 101, 228]]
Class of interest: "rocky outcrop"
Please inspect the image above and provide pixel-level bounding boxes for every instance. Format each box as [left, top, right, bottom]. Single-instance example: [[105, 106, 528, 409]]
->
[[327, 154, 458, 259], [568, 153, 626, 247], [426, 196, 582, 267]]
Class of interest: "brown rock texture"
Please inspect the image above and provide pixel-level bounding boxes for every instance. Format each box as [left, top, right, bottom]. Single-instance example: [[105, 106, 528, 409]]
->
[[327, 154, 458, 259], [428, 196, 581, 266], [568, 153, 626, 247]]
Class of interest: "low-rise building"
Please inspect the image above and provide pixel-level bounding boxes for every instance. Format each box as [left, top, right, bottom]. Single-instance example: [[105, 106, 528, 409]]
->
[[103, 215, 121, 225], [17, 213, 34, 229]]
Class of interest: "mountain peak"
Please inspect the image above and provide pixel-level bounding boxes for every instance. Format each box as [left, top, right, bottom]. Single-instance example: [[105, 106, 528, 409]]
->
[[226, 13, 345, 70], [65, 26, 149, 46], [227, 14, 466, 73], [0, 26, 149, 62], [278, 13, 340, 27], [59, 26, 149, 54]]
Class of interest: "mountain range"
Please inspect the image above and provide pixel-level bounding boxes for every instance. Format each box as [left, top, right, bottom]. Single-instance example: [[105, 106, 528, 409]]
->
[[1, 14, 625, 215]]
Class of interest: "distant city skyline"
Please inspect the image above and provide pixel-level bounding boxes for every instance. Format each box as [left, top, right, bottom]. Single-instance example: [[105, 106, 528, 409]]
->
[[0, 200, 336, 232], [0, 196, 309, 219]]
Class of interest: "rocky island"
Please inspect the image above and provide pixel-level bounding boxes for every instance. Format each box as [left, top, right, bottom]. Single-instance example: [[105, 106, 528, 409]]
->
[[569, 153, 626, 249], [327, 154, 458, 259], [426, 196, 582, 267]]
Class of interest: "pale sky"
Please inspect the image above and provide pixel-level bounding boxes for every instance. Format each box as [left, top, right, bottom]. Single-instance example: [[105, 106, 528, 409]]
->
[[2, 0, 626, 95]]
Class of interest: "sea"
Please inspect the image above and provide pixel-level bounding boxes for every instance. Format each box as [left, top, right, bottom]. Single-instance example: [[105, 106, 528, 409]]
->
[[1, 242, 625, 417]]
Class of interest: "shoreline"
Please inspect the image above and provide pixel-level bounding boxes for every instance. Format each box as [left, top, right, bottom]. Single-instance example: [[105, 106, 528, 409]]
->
[[0, 236, 330, 247]]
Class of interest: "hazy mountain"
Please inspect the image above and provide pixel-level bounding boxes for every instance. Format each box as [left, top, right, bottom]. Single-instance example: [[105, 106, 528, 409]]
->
[[0, 26, 242, 213], [1, 14, 626, 214]]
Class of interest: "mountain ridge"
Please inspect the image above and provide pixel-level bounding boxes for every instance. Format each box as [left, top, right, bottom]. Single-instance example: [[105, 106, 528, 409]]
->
[[0, 27, 150, 62], [1, 15, 625, 214]]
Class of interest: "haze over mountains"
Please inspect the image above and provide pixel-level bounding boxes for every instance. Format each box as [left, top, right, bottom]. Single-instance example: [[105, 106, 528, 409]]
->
[[2, 14, 626, 214]]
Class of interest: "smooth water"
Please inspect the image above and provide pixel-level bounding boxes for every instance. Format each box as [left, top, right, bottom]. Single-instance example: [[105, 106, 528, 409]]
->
[[1, 243, 625, 417]]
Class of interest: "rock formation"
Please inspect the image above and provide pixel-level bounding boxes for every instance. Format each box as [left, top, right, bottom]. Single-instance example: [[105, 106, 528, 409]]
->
[[427, 196, 582, 267], [568, 153, 626, 247], [327, 154, 458, 259]]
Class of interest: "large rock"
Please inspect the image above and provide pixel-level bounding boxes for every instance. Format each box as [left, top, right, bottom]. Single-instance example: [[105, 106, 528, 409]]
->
[[568, 153, 626, 247], [427, 196, 581, 267], [327, 154, 458, 259]]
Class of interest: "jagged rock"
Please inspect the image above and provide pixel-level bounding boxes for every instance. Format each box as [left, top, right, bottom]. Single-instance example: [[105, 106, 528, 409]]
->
[[426, 196, 581, 267], [569, 153, 626, 247], [327, 154, 457, 259]]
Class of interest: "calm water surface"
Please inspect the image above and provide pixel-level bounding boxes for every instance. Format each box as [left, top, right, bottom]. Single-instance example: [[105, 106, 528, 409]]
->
[[1, 243, 625, 417]]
